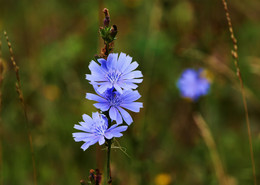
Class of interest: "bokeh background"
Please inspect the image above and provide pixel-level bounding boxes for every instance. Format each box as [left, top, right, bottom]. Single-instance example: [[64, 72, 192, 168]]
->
[[1, 0, 260, 184]]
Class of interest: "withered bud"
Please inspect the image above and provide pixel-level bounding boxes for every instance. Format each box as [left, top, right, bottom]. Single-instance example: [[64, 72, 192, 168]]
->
[[110, 25, 117, 38], [89, 169, 95, 182], [103, 8, 110, 27], [103, 8, 109, 18]]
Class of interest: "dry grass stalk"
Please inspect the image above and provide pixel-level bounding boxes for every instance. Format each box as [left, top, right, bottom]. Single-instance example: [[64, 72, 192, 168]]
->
[[193, 113, 233, 185], [4, 31, 37, 185], [221, 1, 257, 185], [0, 35, 4, 185]]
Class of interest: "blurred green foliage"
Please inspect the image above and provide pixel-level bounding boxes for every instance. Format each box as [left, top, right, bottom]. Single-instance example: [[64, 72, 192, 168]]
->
[[1, 0, 260, 184]]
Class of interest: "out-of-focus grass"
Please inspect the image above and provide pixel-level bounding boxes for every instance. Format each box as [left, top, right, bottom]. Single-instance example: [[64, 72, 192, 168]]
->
[[1, 0, 260, 184]]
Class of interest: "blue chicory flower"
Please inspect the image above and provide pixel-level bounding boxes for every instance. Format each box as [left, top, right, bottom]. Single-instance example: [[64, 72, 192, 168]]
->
[[73, 112, 128, 151], [177, 69, 210, 101], [86, 88, 143, 125], [86, 52, 143, 94]]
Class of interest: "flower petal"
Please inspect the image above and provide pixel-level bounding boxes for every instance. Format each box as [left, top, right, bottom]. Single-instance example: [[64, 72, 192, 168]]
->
[[74, 125, 91, 132], [88, 60, 106, 75], [114, 83, 123, 94], [108, 125, 128, 133], [86, 93, 107, 102], [73, 132, 95, 141], [80, 137, 99, 151], [115, 108, 123, 125], [118, 107, 133, 125], [122, 70, 143, 80], [120, 102, 143, 112], [97, 83, 113, 94], [119, 54, 132, 72], [86, 74, 106, 82], [97, 58, 108, 71], [93, 103, 110, 111], [81, 142, 90, 151], [125, 79, 143, 83], [92, 112, 100, 122], [120, 82, 138, 90], [107, 53, 118, 70], [122, 61, 139, 74], [98, 136, 105, 145], [105, 125, 128, 139], [117, 53, 127, 71], [121, 90, 141, 102], [109, 107, 118, 121]]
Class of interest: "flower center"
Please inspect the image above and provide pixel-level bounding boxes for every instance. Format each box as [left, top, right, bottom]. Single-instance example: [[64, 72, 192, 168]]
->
[[111, 96, 121, 106], [105, 91, 121, 107], [95, 118, 107, 135], [95, 125, 105, 135], [106, 70, 121, 84]]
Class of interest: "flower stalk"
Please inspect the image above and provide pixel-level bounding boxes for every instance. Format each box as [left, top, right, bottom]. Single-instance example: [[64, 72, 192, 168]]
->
[[106, 138, 112, 184], [104, 111, 112, 184], [74, 7, 143, 185], [101, 8, 113, 184]]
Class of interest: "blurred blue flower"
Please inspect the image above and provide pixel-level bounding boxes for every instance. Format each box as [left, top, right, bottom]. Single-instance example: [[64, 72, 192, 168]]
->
[[86, 53, 143, 94], [73, 112, 128, 151], [177, 69, 210, 101], [86, 88, 143, 125]]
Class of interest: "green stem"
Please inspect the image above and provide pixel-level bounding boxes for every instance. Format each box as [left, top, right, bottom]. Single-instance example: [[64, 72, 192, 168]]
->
[[107, 139, 112, 184], [105, 111, 112, 184], [103, 24, 113, 185], [105, 42, 109, 57]]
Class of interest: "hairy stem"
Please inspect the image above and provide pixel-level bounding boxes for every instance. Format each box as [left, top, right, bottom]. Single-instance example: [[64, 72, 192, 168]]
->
[[221, 1, 257, 185]]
